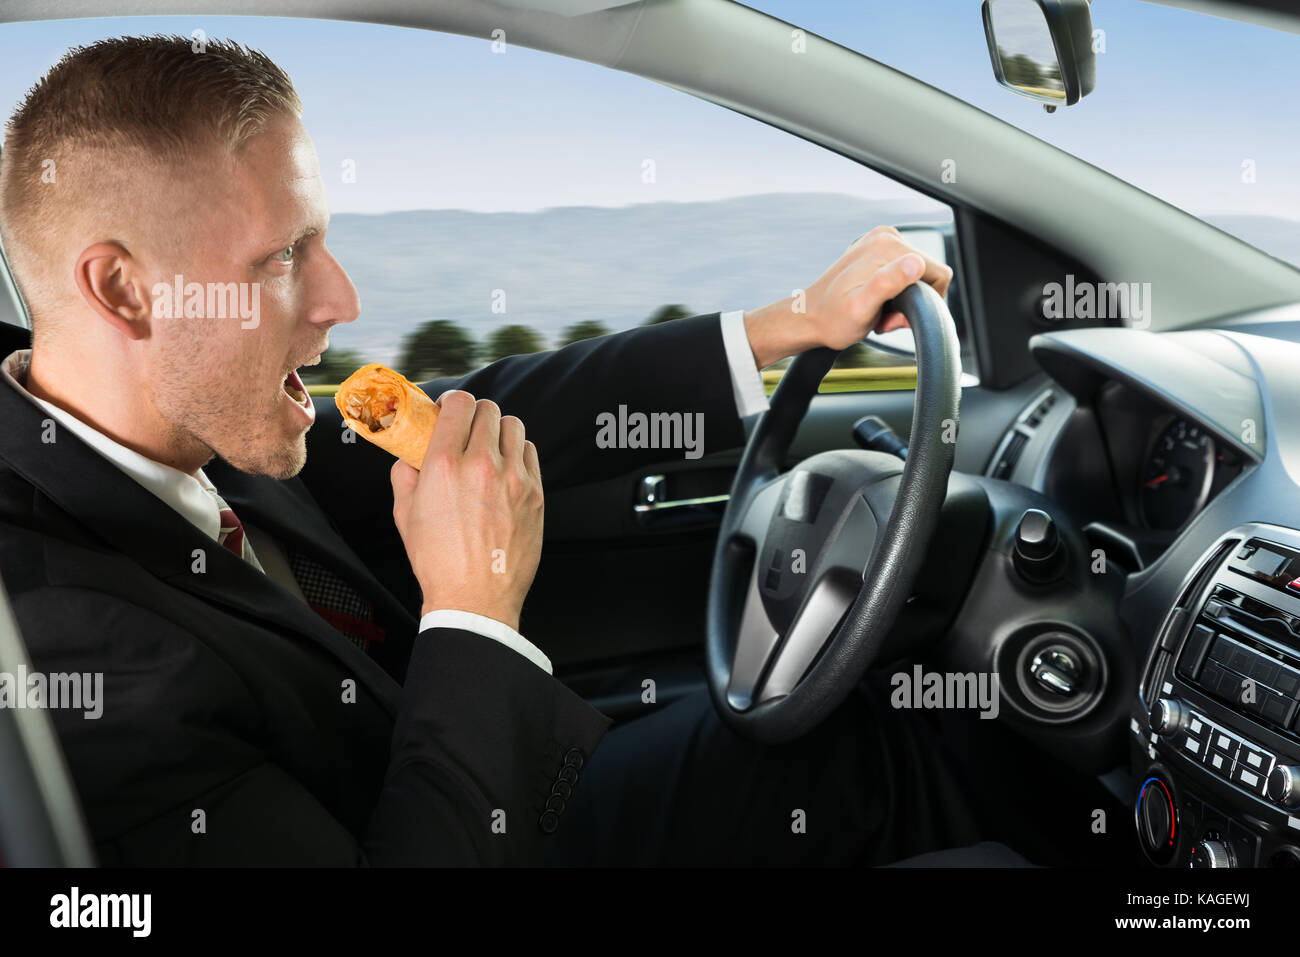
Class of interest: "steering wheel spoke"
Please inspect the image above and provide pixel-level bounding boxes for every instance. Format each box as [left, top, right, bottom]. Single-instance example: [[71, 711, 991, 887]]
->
[[755, 571, 860, 704], [729, 473, 787, 545], [726, 566, 861, 711]]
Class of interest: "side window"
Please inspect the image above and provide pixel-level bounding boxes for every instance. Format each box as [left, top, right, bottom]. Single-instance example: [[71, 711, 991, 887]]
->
[[0, 18, 965, 393]]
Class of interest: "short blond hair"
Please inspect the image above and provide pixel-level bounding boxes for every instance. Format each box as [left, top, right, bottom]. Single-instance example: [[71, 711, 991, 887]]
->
[[0, 35, 302, 331]]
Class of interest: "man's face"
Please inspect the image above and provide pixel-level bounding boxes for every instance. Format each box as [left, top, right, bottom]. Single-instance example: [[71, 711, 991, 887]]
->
[[146, 115, 359, 479]]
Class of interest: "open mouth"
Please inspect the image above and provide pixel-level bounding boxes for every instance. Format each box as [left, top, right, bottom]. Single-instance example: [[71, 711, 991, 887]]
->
[[282, 367, 310, 407], [281, 354, 321, 415]]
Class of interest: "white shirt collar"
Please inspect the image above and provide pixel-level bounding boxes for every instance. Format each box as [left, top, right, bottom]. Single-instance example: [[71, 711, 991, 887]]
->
[[1, 348, 223, 541]]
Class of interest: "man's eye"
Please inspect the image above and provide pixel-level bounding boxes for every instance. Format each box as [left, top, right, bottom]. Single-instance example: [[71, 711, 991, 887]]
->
[[272, 245, 295, 263]]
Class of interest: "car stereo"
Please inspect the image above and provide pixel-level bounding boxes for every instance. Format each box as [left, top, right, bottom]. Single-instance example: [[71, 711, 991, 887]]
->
[[1134, 524, 1300, 867]]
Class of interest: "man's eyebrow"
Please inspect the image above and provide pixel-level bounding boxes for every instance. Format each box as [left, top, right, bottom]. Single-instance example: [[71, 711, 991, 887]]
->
[[258, 225, 323, 256]]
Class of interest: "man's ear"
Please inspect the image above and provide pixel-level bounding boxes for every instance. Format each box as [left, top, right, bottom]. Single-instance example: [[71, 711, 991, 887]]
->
[[73, 242, 152, 341]]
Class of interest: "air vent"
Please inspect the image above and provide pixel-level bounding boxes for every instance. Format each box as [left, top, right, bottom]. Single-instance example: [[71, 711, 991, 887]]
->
[[985, 388, 1059, 481], [1140, 538, 1237, 707]]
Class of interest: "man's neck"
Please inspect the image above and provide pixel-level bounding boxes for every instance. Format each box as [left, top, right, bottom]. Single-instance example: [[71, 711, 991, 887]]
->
[[25, 349, 208, 479]]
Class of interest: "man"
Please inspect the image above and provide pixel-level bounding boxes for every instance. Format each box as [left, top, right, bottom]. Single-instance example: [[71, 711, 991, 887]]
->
[[0, 36, 956, 865]]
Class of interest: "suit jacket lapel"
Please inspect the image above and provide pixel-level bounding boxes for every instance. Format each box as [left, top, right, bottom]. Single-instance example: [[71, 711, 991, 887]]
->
[[0, 380, 403, 716]]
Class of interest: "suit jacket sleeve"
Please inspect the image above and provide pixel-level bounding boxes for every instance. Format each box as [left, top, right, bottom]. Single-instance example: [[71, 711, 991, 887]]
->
[[420, 312, 748, 490], [20, 586, 609, 866], [364, 626, 612, 864]]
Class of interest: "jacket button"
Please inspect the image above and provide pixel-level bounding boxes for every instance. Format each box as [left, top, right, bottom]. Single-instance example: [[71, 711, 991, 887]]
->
[[551, 780, 572, 801], [538, 810, 560, 834], [545, 793, 566, 814], [563, 747, 586, 769], [557, 765, 579, 786]]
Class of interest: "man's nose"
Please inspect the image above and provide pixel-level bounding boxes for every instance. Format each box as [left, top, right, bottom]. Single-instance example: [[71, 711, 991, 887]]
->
[[309, 246, 361, 327]]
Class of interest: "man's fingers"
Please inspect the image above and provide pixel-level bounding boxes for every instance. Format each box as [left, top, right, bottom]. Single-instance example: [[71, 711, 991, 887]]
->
[[868, 253, 927, 305], [845, 228, 953, 298], [390, 459, 418, 500], [499, 414, 525, 462], [428, 390, 477, 455], [845, 224, 900, 252], [522, 440, 541, 483], [467, 398, 502, 459], [877, 311, 910, 334], [839, 254, 927, 333], [921, 256, 953, 298]]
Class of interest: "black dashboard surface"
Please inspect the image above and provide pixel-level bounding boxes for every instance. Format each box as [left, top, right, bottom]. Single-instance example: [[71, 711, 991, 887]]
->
[[1017, 321, 1300, 665]]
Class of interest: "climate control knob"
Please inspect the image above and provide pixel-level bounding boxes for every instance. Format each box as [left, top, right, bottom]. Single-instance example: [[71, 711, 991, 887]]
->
[[1149, 697, 1185, 737], [1190, 840, 1235, 869], [1136, 774, 1177, 864], [1268, 765, 1300, 810]]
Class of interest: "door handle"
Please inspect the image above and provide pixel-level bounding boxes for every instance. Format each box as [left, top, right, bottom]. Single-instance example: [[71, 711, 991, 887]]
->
[[633, 474, 729, 528]]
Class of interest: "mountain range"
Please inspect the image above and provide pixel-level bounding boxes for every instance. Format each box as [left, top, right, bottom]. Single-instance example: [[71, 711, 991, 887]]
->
[[318, 193, 1300, 369]]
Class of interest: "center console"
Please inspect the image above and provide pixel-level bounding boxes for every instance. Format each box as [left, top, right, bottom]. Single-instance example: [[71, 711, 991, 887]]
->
[[1134, 523, 1300, 867]]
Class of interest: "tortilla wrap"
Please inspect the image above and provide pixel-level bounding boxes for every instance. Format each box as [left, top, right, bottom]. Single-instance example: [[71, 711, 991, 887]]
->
[[335, 363, 440, 469]]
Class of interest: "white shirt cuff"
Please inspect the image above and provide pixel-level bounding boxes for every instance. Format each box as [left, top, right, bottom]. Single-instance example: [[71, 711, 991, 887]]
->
[[418, 609, 553, 674], [719, 309, 770, 418]]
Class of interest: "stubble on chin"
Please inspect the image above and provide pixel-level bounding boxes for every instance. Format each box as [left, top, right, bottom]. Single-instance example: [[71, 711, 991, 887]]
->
[[219, 429, 308, 479], [154, 382, 309, 479]]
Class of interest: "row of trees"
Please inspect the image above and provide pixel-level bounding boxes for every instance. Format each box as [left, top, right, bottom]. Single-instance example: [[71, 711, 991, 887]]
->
[[300, 302, 902, 385], [302, 304, 695, 384]]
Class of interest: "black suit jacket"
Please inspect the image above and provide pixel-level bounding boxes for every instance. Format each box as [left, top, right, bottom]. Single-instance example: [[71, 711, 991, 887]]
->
[[0, 313, 745, 865]]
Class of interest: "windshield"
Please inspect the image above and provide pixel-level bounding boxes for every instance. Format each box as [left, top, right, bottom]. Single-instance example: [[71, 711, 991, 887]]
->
[[744, 0, 1300, 269]]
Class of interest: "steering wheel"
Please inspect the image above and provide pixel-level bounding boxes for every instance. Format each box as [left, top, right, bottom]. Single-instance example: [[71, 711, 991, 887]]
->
[[705, 282, 962, 743]]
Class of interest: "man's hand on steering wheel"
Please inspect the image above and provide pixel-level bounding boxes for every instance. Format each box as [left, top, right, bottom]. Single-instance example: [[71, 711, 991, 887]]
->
[[741, 225, 954, 369]]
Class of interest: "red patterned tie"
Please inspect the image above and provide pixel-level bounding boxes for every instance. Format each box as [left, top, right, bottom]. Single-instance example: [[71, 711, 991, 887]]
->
[[217, 506, 246, 559], [208, 489, 263, 572]]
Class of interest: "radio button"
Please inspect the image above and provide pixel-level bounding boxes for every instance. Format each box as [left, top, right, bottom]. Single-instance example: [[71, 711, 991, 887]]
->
[[1219, 670, 1251, 705], [1272, 665, 1300, 698], [1178, 625, 1215, 681], [1239, 743, 1273, 775], [1206, 748, 1234, 777], [1236, 764, 1267, 795], [1249, 657, 1280, 689], [1226, 645, 1255, 675], [1199, 661, 1232, 700], [1256, 690, 1297, 727]]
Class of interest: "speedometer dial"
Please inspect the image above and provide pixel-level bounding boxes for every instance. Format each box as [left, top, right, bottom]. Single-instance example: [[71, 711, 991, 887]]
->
[[1140, 418, 1215, 530]]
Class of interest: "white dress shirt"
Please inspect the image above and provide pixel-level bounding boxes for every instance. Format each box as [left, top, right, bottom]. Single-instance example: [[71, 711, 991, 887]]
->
[[0, 311, 769, 676]]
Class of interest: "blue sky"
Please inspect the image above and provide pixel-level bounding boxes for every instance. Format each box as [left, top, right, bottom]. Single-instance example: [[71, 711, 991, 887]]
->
[[0, 1, 1296, 222]]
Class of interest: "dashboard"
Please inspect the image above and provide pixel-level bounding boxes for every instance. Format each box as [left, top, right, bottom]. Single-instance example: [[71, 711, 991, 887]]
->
[[986, 329, 1263, 575], [1080, 384, 1247, 567], [982, 315, 1300, 866]]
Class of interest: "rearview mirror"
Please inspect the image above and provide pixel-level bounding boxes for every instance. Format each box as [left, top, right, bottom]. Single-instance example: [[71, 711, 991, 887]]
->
[[981, 0, 1096, 111]]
